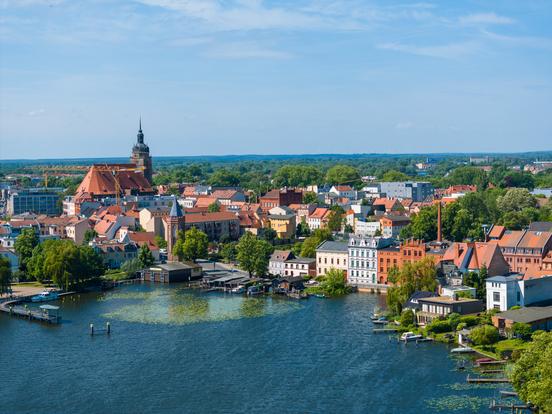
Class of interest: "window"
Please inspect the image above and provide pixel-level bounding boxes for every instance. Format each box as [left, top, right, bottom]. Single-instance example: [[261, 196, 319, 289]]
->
[[493, 292, 500, 302]]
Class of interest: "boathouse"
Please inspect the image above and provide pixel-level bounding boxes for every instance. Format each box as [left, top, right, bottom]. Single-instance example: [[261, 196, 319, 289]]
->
[[141, 262, 202, 283]]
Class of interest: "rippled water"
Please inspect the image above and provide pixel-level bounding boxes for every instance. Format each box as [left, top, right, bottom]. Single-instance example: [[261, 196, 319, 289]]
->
[[0, 284, 512, 414]]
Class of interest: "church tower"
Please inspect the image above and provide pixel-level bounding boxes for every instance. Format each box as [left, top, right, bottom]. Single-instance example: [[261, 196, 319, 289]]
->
[[165, 196, 185, 262], [130, 118, 153, 185]]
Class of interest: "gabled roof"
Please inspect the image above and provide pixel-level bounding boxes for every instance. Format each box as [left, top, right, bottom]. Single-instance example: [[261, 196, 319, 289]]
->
[[316, 240, 348, 253], [184, 212, 238, 224], [309, 207, 330, 219], [76, 164, 153, 197], [270, 250, 294, 262]]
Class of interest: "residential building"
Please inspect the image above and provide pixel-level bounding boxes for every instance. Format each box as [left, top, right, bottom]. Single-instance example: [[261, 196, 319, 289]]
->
[[269, 250, 294, 276], [329, 185, 356, 199], [92, 241, 138, 268], [380, 214, 411, 239], [486, 273, 552, 311], [441, 241, 510, 278], [284, 257, 316, 277], [416, 296, 484, 325], [184, 211, 240, 241], [259, 189, 302, 212], [379, 181, 434, 202], [492, 306, 552, 333], [7, 187, 63, 216], [316, 240, 348, 277], [307, 207, 331, 231], [403, 291, 439, 312], [496, 230, 552, 273], [372, 197, 404, 214], [211, 189, 246, 205], [347, 236, 394, 287], [267, 210, 296, 239], [354, 220, 381, 237]]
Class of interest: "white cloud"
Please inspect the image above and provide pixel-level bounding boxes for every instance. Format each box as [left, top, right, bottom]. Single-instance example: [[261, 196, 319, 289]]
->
[[396, 121, 413, 129], [28, 109, 45, 116], [203, 41, 292, 59], [482, 30, 552, 51], [378, 41, 479, 60], [459, 13, 514, 25]]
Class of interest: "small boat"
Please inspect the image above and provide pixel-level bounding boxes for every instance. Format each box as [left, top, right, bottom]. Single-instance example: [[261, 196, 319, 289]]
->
[[450, 346, 475, 353], [400, 332, 423, 342], [247, 286, 262, 296], [230, 286, 245, 294], [31, 289, 59, 303], [372, 317, 389, 325], [475, 357, 494, 364], [315, 294, 326, 298]]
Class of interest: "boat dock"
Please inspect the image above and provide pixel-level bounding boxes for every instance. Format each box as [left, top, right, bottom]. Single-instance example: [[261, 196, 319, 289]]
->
[[489, 400, 531, 412], [466, 375, 510, 383], [0, 291, 74, 324]]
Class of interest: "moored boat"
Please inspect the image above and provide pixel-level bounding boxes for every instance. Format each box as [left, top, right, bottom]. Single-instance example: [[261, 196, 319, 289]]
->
[[400, 332, 423, 342], [31, 289, 60, 303], [450, 346, 475, 353], [231, 286, 246, 294]]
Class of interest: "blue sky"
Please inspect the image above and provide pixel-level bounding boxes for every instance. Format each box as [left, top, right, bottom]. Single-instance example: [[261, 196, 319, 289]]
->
[[1, 0, 551, 159]]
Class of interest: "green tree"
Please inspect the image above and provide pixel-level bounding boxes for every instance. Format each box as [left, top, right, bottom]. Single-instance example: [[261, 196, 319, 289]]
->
[[382, 170, 410, 182], [300, 228, 333, 258], [0, 256, 12, 295], [497, 188, 537, 214], [302, 191, 318, 205], [179, 227, 209, 262], [316, 268, 351, 297], [220, 242, 238, 263], [386, 257, 438, 315], [236, 233, 273, 277], [325, 165, 360, 185], [273, 165, 322, 187], [261, 227, 277, 242], [173, 230, 186, 261], [469, 325, 500, 346], [207, 202, 220, 213], [446, 166, 489, 188], [510, 322, 532, 340], [208, 168, 240, 187], [120, 258, 143, 278], [327, 205, 345, 232], [14, 228, 39, 273], [400, 309, 415, 327], [511, 331, 552, 412], [82, 229, 98, 245], [400, 205, 437, 241], [138, 244, 155, 268], [154, 235, 167, 249]]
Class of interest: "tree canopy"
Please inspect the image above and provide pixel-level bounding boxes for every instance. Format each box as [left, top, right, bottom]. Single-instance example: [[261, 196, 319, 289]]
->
[[300, 228, 333, 258], [173, 227, 209, 262], [273, 165, 322, 187], [14, 228, 39, 273], [511, 331, 552, 412], [0, 256, 12, 295], [236, 233, 273, 277], [325, 165, 360, 185]]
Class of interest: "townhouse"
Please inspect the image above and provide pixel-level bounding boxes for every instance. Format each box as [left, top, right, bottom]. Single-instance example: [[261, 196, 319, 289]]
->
[[347, 236, 394, 287]]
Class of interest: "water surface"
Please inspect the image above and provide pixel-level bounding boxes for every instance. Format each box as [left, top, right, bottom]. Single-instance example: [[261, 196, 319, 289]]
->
[[0, 284, 511, 413]]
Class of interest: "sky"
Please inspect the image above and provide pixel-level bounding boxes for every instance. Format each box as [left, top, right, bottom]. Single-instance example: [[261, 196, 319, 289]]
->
[[1, 0, 551, 159]]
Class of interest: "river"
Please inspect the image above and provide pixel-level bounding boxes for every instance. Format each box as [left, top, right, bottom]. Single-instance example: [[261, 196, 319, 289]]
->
[[0, 284, 512, 413]]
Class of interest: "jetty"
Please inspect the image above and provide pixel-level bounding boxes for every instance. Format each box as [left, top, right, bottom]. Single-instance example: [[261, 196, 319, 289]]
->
[[489, 400, 531, 411], [466, 375, 510, 383], [0, 291, 74, 324]]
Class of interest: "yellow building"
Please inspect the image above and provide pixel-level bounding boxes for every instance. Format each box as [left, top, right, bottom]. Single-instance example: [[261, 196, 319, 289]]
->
[[268, 213, 296, 239]]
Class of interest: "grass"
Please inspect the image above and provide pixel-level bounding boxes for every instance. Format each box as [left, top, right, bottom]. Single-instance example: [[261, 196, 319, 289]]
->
[[102, 272, 129, 281], [12, 281, 44, 287]]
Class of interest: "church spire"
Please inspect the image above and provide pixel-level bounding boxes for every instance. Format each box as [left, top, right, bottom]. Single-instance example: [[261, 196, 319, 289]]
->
[[137, 116, 144, 144]]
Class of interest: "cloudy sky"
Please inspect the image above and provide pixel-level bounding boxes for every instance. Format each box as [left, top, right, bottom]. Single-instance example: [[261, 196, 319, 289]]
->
[[1, 0, 551, 159]]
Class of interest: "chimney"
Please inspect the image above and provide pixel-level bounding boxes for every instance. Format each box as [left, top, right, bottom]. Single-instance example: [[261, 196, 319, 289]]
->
[[437, 202, 442, 242]]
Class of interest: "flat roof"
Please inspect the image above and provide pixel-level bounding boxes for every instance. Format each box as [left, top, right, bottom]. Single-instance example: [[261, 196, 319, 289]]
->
[[497, 306, 552, 324], [418, 296, 481, 305], [210, 274, 245, 283], [150, 262, 200, 272]]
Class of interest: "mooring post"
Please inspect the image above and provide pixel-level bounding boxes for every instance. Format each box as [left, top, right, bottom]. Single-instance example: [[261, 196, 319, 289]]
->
[[90, 323, 94, 336], [106, 322, 111, 335]]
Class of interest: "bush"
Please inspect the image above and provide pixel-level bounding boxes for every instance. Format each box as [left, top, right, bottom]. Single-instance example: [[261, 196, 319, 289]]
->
[[510, 322, 532, 339], [400, 309, 415, 327], [427, 319, 453, 334], [456, 322, 467, 331], [459, 315, 480, 327], [470, 325, 500, 346]]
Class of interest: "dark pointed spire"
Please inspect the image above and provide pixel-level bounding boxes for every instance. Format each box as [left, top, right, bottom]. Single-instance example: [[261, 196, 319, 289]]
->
[[137, 116, 144, 144], [169, 196, 184, 217]]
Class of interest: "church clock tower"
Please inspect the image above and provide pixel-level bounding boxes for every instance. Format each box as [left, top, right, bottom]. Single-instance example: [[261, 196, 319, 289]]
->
[[130, 118, 153, 185]]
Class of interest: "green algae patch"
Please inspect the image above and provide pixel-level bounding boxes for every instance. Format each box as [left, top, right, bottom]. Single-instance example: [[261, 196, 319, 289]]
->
[[101, 289, 302, 325], [425, 395, 488, 412]]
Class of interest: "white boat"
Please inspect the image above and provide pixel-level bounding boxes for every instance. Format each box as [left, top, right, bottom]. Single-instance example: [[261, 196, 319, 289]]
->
[[231, 286, 245, 294], [450, 346, 475, 353], [31, 289, 59, 303], [400, 332, 423, 342]]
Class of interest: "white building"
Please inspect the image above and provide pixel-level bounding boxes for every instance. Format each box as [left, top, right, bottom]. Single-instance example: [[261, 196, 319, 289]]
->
[[347, 236, 393, 287], [486, 274, 552, 311], [354, 220, 381, 237], [269, 250, 294, 276]]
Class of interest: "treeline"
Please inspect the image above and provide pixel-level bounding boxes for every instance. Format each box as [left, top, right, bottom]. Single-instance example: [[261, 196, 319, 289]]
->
[[401, 188, 552, 241]]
